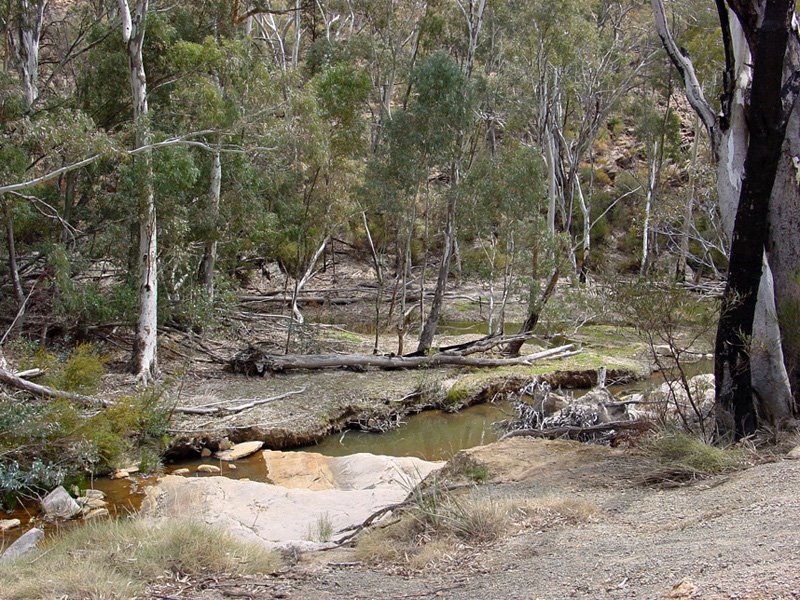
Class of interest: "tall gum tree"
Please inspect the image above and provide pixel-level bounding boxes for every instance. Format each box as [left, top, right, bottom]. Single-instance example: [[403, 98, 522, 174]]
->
[[119, 0, 158, 383], [651, 0, 800, 436]]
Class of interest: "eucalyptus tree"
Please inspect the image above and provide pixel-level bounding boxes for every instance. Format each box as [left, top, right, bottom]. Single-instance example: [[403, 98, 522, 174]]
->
[[652, 0, 800, 436], [117, 0, 158, 383], [6, 0, 47, 108]]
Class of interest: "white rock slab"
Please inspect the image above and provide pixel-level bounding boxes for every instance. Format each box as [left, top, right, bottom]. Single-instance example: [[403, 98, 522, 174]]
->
[[143, 451, 443, 550]]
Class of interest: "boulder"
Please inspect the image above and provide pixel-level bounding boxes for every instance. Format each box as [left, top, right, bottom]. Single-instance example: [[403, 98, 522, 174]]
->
[[172, 468, 191, 475], [214, 441, 264, 461], [82, 489, 105, 500], [786, 445, 800, 460], [0, 528, 44, 562], [41, 486, 81, 519], [111, 469, 130, 480], [200, 448, 212, 458], [0, 519, 21, 532], [197, 464, 221, 474]]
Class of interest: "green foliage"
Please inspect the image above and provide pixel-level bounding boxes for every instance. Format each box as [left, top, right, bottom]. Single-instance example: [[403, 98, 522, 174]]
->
[[0, 384, 172, 508], [20, 342, 106, 394]]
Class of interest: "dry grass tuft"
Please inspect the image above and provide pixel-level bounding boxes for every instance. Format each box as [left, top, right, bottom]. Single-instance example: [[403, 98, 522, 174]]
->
[[0, 519, 281, 600], [355, 486, 599, 569]]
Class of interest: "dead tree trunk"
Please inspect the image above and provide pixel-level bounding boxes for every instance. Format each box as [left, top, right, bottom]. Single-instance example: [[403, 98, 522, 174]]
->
[[505, 268, 560, 356], [713, 0, 795, 439]]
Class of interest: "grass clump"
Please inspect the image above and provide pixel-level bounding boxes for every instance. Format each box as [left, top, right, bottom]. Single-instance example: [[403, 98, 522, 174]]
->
[[0, 519, 281, 600], [639, 431, 748, 486], [307, 512, 334, 542], [646, 432, 743, 472]]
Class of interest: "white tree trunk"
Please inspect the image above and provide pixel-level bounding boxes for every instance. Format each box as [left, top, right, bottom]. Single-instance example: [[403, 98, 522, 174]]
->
[[119, 0, 157, 383], [200, 149, 222, 302], [9, 0, 47, 108], [544, 125, 557, 234], [641, 141, 658, 276], [714, 15, 793, 422], [651, 0, 794, 420], [292, 0, 301, 68]]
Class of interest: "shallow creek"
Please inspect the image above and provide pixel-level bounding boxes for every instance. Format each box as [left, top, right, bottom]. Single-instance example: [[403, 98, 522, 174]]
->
[[1, 359, 712, 547]]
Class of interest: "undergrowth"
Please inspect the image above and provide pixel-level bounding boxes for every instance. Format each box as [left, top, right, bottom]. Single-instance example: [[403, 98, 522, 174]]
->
[[0, 519, 281, 599], [0, 344, 172, 508]]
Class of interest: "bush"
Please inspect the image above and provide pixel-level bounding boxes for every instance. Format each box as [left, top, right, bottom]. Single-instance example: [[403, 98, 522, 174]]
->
[[0, 388, 172, 508]]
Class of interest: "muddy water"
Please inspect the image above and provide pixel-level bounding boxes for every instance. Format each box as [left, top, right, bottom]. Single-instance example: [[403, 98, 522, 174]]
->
[[298, 402, 508, 461]]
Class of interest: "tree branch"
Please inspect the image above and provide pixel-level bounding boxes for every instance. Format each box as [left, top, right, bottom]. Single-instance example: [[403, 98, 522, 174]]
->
[[651, 0, 719, 151]]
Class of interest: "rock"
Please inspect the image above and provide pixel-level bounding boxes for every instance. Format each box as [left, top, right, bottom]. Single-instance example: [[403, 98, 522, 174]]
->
[[78, 497, 107, 510], [82, 489, 105, 500], [111, 469, 130, 479], [200, 448, 212, 458], [654, 344, 675, 357], [197, 464, 221, 474], [214, 441, 264, 461], [664, 578, 700, 599], [172, 468, 191, 475], [41, 486, 81, 519], [0, 528, 44, 562], [228, 464, 237, 470], [0, 519, 21, 532], [786, 445, 800, 460], [218, 437, 234, 451], [84, 508, 110, 520], [143, 451, 444, 550]]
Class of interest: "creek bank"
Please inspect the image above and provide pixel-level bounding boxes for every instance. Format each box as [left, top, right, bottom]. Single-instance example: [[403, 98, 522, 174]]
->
[[165, 366, 641, 460]]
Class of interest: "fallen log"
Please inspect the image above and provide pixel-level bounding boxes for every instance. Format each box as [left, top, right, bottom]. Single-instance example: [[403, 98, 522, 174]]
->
[[498, 420, 653, 442], [0, 366, 115, 407], [230, 344, 579, 375], [172, 388, 306, 415]]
